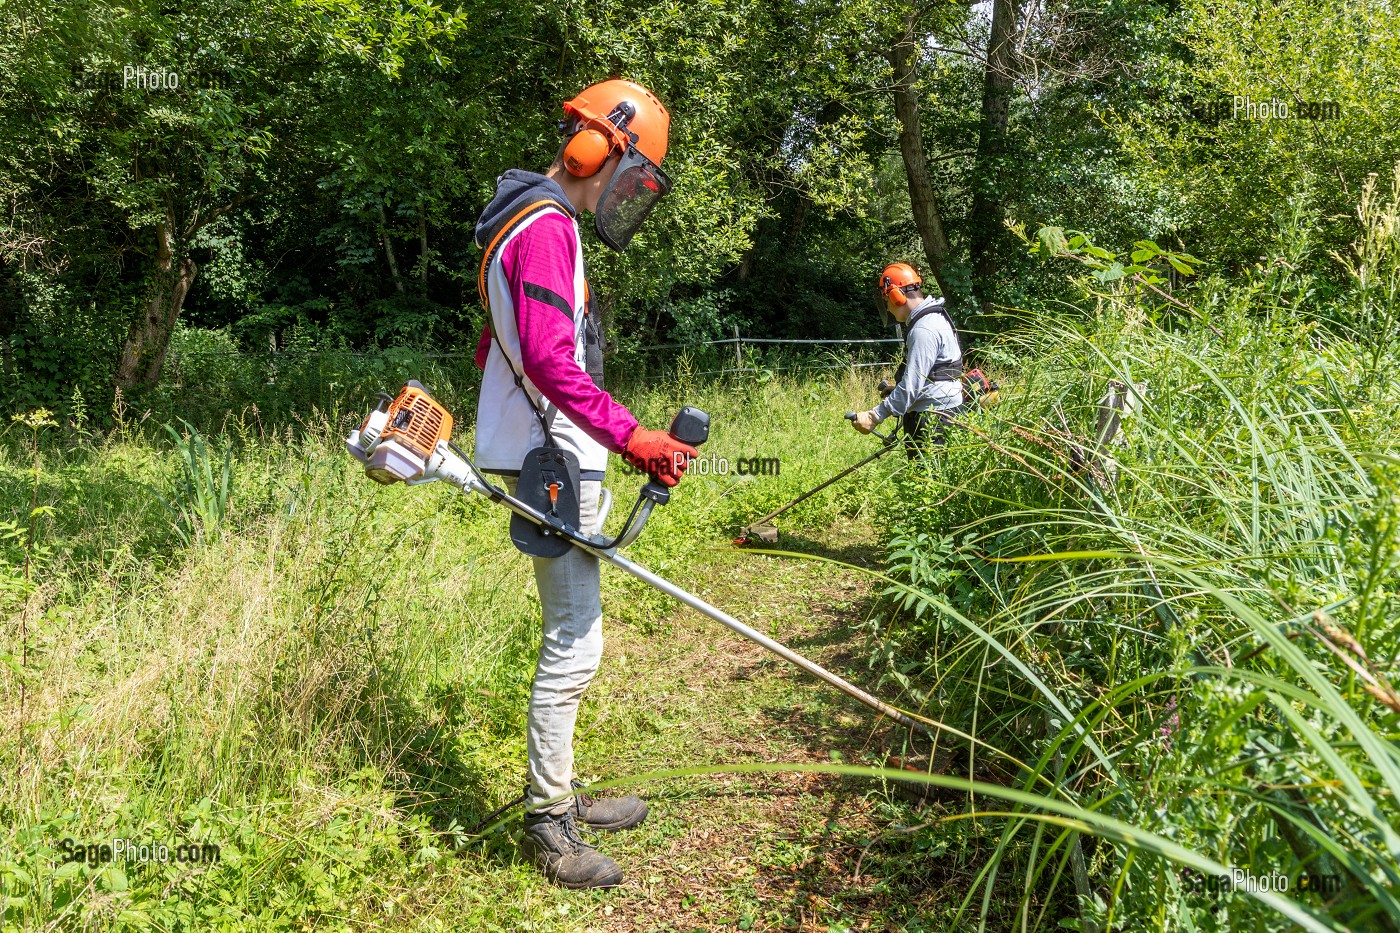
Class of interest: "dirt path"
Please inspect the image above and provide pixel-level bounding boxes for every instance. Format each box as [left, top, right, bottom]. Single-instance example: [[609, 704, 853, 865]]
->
[[577, 524, 965, 933]]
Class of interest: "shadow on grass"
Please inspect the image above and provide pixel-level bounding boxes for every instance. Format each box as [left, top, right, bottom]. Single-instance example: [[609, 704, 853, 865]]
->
[[727, 590, 1044, 930], [737, 695, 1037, 930], [730, 530, 886, 569], [0, 450, 183, 569], [352, 671, 526, 869]]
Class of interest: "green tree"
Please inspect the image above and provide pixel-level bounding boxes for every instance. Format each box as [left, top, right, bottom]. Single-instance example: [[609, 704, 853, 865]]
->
[[0, 0, 464, 400], [1113, 0, 1400, 276]]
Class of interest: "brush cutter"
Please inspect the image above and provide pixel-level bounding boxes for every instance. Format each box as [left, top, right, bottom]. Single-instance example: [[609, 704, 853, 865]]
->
[[734, 413, 898, 545], [345, 382, 935, 741]]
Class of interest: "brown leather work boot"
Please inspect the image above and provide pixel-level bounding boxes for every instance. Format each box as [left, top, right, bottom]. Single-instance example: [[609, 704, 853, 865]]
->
[[569, 779, 648, 831], [521, 809, 623, 889]]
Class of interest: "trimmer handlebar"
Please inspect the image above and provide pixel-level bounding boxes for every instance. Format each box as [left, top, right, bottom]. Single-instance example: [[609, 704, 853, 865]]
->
[[844, 411, 896, 445], [668, 405, 710, 447], [638, 405, 710, 506]]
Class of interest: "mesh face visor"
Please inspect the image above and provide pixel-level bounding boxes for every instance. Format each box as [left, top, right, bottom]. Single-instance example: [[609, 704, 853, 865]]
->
[[593, 145, 672, 252]]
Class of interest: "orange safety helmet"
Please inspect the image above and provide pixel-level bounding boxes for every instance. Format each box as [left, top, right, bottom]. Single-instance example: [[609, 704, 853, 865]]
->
[[561, 79, 670, 177], [559, 79, 674, 252], [879, 262, 923, 308]]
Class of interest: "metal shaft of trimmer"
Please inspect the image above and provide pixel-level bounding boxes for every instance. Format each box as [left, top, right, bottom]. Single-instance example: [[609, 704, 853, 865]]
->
[[608, 551, 933, 738], [430, 447, 934, 739]]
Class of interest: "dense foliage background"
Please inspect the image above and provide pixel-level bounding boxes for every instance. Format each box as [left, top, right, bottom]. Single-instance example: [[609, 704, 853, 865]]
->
[[9, 0, 1394, 420]]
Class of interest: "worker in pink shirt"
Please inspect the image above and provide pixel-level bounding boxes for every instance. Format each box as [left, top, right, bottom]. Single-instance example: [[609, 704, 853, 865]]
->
[[472, 79, 695, 889]]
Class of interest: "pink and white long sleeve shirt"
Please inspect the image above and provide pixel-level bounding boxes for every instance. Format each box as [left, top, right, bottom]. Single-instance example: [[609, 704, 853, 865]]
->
[[473, 171, 638, 478]]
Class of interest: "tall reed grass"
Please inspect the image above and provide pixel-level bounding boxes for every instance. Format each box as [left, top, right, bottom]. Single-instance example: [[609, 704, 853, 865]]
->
[[872, 260, 1400, 930]]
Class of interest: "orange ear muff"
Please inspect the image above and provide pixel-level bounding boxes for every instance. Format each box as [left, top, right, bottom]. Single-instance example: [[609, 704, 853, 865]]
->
[[882, 277, 908, 307], [564, 128, 613, 177]]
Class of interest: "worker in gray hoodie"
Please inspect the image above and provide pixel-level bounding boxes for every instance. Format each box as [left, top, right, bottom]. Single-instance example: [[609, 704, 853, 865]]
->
[[850, 262, 964, 454]]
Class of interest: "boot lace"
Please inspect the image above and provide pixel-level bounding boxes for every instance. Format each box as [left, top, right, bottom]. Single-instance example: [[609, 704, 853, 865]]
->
[[543, 810, 599, 854], [521, 784, 602, 850], [569, 778, 597, 810]]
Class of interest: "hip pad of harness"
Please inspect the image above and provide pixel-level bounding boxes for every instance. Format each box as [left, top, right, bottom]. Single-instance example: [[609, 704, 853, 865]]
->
[[927, 358, 964, 382], [511, 446, 582, 558]]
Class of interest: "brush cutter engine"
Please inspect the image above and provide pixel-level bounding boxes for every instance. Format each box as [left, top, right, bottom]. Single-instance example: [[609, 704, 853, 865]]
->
[[347, 381, 452, 484]]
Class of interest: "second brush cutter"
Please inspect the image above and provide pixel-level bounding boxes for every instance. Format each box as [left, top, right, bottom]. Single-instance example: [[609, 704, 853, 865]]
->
[[734, 413, 899, 545]]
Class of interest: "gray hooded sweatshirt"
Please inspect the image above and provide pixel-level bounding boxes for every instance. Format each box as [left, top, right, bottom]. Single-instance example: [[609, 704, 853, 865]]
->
[[874, 296, 964, 421]]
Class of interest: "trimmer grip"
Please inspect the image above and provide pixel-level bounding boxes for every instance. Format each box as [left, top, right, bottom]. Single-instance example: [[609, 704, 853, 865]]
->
[[669, 406, 709, 448], [844, 412, 858, 421]]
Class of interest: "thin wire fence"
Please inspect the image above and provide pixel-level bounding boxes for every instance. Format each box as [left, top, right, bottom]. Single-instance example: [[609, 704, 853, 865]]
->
[[156, 334, 902, 428], [636, 337, 902, 351], [163, 335, 903, 360], [165, 335, 903, 379], [691, 360, 894, 377], [626, 332, 902, 380]]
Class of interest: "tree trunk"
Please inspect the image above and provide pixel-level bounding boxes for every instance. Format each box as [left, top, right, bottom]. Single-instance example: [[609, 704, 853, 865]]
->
[[419, 215, 429, 290], [788, 194, 811, 245], [888, 21, 967, 308], [378, 204, 404, 294], [115, 217, 197, 390], [736, 238, 758, 282], [970, 0, 1019, 313]]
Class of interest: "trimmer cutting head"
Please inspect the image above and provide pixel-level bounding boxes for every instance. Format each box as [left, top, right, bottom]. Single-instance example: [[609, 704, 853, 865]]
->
[[734, 524, 779, 546]]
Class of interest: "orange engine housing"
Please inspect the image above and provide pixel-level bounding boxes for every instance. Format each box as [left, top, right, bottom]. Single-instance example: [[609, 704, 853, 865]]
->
[[380, 384, 453, 457]]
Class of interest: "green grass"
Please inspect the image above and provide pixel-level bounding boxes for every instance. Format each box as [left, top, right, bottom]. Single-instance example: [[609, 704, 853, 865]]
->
[[1, 256, 1399, 930], [0, 367, 899, 931]]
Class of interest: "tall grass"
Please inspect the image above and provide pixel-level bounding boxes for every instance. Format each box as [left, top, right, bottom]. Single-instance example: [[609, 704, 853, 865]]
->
[[0, 367, 885, 930], [872, 255, 1400, 929], [1, 198, 1397, 929]]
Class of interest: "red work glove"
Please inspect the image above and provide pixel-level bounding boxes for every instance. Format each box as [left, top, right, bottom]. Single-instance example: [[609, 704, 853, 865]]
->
[[623, 427, 698, 487]]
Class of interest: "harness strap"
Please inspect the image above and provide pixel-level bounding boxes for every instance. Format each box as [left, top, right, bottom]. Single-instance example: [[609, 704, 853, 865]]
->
[[906, 301, 964, 383], [478, 199, 570, 445], [928, 359, 965, 382]]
